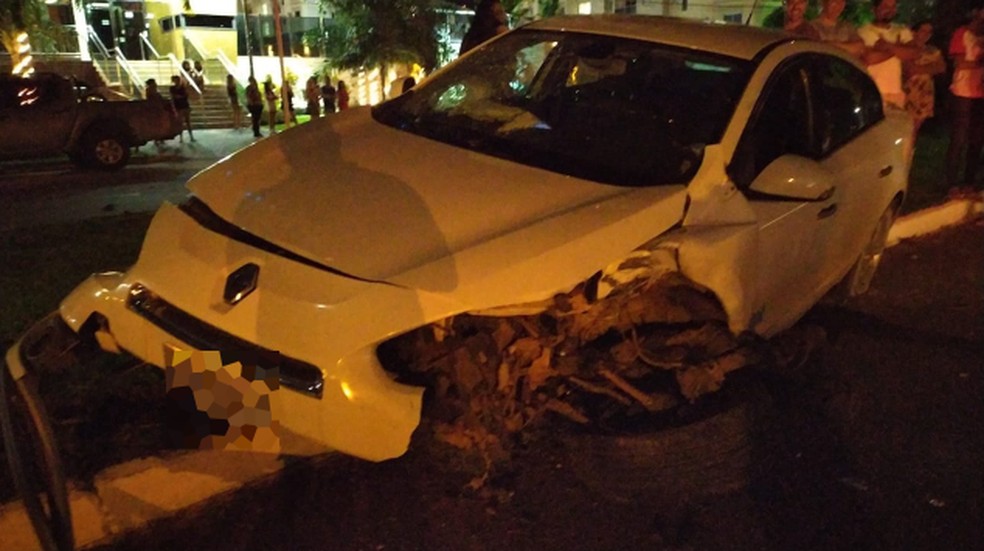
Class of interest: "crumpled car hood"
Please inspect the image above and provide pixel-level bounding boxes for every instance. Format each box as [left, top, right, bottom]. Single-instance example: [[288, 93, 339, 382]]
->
[[188, 108, 688, 292]]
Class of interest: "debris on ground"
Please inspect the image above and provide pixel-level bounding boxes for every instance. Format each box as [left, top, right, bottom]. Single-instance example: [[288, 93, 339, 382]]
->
[[381, 269, 831, 489], [380, 271, 775, 487]]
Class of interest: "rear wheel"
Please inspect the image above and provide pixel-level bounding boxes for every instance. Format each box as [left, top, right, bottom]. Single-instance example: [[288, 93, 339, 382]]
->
[[82, 126, 130, 170]]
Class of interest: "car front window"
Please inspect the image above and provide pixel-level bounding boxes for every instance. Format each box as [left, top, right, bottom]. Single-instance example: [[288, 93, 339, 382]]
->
[[373, 30, 752, 187]]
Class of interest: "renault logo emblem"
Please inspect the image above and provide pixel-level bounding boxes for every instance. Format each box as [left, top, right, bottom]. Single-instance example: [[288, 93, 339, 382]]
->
[[224, 263, 259, 305]]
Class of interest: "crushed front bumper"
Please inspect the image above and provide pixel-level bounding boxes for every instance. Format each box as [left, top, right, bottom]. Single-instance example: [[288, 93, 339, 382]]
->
[[41, 202, 427, 461]]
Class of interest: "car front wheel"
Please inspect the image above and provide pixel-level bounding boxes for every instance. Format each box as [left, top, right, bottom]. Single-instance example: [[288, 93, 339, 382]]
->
[[843, 204, 897, 297]]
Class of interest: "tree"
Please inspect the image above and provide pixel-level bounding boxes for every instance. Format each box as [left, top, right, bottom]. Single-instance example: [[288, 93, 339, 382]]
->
[[319, 0, 439, 97], [1, 0, 71, 71]]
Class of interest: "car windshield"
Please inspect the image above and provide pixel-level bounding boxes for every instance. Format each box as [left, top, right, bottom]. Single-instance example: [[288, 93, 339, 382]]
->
[[373, 30, 752, 186]]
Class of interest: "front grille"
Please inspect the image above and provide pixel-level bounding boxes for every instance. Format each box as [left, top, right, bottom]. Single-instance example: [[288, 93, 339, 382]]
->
[[126, 284, 324, 398]]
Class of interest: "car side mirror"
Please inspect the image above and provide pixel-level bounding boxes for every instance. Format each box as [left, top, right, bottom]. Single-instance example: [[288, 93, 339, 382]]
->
[[748, 155, 834, 201]]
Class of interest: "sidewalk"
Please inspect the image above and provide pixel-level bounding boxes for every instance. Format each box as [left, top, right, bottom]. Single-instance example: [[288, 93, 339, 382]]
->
[[0, 178, 982, 550], [143, 128, 261, 163]]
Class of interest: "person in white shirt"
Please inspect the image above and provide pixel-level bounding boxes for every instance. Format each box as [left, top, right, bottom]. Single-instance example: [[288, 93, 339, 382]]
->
[[857, 0, 919, 109]]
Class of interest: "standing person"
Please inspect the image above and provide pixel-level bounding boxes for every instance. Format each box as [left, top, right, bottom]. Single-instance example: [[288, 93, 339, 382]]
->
[[169, 74, 194, 142], [193, 60, 206, 94], [145, 78, 165, 104], [245, 75, 264, 138], [903, 21, 946, 139], [321, 75, 337, 114], [283, 79, 297, 125], [783, 0, 821, 39], [145, 78, 170, 146], [226, 74, 243, 130], [305, 76, 321, 118], [810, 0, 865, 57], [944, 8, 984, 189], [336, 80, 350, 110], [857, 0, 918, 110], [459, 0, 509, 55], [263, 78, 278, 134]]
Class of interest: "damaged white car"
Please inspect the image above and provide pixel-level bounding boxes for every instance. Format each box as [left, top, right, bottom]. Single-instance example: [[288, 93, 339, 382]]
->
[[7, 16, 908, 463]]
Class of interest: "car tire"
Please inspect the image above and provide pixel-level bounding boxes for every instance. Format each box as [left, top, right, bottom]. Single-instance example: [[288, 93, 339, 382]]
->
[[840, 203, 897, 298], [561, 379, 771, 504], [82, 126, 130, 171]]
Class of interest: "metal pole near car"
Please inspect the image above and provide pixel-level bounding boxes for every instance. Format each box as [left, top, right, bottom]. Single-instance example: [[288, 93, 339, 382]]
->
[[241, 0, 255, 80], [272, 0, 289, 128], [1, 343, 74, 551]]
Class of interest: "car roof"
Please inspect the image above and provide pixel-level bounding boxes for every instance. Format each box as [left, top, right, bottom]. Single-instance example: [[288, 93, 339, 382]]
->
[[524, 15, 796, 61]]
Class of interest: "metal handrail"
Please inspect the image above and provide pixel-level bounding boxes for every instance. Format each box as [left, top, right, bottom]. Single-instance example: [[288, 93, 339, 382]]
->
[[213, 48, 243, 87], [86, 29, 129, 96], [111, 47, 145, 97], [139, 32, 161, 60], [183, 35, 208, 62], [182, 35, 218, 86], [87, 27, 111, 59], [165, 52, 201, 95]]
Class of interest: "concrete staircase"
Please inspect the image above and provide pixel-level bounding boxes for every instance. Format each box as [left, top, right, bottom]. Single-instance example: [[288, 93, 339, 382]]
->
[[189, 84, 236, 130], [127, 58, 237, 129], [125, 59, 181, 88]]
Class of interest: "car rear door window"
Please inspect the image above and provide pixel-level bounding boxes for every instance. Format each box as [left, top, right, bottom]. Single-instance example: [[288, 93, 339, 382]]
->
[[810, 56, 884, 155]]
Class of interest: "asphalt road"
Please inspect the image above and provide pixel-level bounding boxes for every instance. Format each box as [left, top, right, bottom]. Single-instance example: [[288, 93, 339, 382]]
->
[[92, 220, 984, 551], [0, 130, 256, 231]]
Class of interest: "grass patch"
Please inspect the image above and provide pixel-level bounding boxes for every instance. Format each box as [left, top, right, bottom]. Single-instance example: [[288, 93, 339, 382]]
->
[[0, 213, 169, 501], [905, 118, 950, 214], [0, 213, 152, 344]]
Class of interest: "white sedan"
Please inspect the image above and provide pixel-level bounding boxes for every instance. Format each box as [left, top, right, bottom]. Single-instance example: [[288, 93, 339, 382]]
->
[[8, 16, 908, 462]]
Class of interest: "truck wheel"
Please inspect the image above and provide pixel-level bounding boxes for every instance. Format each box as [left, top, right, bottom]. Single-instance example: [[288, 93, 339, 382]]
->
[[82, 127, 130, 170]]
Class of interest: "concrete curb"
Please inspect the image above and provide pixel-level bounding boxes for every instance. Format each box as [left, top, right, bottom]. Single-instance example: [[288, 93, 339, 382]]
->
[[2, 192, 983, 551], [887, 192, 984, 246], [0, 451, 285, 550]]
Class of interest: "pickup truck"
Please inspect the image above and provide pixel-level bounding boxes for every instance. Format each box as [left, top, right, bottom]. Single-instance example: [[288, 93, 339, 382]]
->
[[0, 72, 180, 170]]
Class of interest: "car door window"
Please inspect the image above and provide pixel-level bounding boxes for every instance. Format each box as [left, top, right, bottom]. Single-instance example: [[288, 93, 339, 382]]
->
[[730, 61, 815, 188], [810, 56, 883, 156]]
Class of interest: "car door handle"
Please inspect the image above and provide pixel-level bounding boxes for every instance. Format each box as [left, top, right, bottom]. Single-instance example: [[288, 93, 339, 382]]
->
[[817, 204, 838, 219], [879, 165, 893, 178]]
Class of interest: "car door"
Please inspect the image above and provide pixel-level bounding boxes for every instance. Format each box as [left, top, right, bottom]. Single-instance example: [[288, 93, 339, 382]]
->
[[807, 55, 896, 288], [727, 57, 839, 335]]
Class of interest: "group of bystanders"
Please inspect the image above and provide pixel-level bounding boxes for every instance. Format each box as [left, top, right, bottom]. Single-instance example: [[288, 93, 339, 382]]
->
[[784, 0, 984, 189]]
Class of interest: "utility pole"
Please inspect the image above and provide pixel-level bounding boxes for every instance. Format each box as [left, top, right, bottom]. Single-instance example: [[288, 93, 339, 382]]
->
[[271, 0, 290, 127], [72, 0, 90, 61], [241, 0, 255, 79]]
